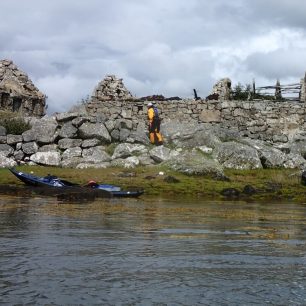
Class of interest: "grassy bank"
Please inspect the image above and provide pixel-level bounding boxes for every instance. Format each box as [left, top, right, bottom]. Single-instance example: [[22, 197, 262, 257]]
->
[[1, 165, 306, 202]]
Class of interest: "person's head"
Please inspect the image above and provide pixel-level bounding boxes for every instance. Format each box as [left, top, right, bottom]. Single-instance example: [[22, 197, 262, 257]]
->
[[147, 102, 153, 108]]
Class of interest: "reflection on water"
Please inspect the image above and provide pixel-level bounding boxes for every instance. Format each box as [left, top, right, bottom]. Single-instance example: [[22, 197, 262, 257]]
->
[[0, 195, 306, 305]]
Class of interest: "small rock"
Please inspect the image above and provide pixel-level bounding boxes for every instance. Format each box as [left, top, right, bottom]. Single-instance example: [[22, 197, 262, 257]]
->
[[118, 172, 136, 177], [221, 188, 240, 198], [164, 176, 180, 183], [242, 185, 257, 195]]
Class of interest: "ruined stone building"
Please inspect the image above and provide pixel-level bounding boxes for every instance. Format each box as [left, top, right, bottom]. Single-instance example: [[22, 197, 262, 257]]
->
[[209, 78, 232, 100], [91, 75, 133, 101], [0, 59, 46, 117]]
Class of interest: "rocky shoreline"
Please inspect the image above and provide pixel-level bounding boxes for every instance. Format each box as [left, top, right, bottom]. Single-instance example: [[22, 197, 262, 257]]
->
[[1, 165, 305, 203], [1, 109, 306, 181]]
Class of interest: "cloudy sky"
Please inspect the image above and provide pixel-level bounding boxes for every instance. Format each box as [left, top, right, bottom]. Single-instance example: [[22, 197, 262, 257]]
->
[[1, 0, 306, 113]]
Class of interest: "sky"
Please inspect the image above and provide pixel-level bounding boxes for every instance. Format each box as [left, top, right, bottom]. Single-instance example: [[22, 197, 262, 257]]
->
[[1, 0, 306, 113]]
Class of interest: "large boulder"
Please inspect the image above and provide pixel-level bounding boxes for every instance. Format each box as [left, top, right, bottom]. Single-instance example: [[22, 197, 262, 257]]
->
[[104, 120, 116, 132], [0, 154, 17, 168], [112, 143, 147, 159], [149, 146, 171, 163], [213, 141, 262, 170], [78, 122, 111, 143], [81, 139, 101, 148], [242, 138, 306, 169], [82, 146, 111, 163], [71, 116, 91, 127], [58, 122, 78, 138], [283, 153, 306, 169], [0, 144, 14, 157], [30, 151, 61, 166], [161, 121, 221, 148], [211, 126, 241, 142], [22, 142, 39, 155], [22, 117, 58, 144], [7, 134, 22, 145], [14, 150, 24, 161], [22, 129, 36, 142], [288, 139, 306, 158], [128, 122, 150, 145], [138, 153, 155, 166], [241, 138, 287, 168], [165, 149, 225, 179], [56, 112, 79, 122], [58, 138, 82, 150]]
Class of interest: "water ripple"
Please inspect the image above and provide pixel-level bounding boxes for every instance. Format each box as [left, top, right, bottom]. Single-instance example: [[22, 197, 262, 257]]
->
[[0, 197, 306, 305]]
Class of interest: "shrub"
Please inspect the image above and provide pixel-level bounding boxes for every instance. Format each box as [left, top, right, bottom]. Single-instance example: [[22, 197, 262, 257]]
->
[[0, 117, 31, 135], [232, 83, 252, 100]]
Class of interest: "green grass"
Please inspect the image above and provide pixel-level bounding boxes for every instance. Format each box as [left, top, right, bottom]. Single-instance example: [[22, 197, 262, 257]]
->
[[2, 166, 306, 202], [104, 143, 117, 156], [0, 110, 17, 120]]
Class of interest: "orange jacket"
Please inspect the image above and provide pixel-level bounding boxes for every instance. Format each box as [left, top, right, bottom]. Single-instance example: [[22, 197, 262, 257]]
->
[[147, 108, 154, 124]]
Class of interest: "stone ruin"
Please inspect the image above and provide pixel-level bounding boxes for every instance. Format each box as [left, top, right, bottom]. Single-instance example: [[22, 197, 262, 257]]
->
[[300, 73, 306, 103], [91, 75, 133, 101], [208, 78, 232, 101], [0, 59, 46, 117]]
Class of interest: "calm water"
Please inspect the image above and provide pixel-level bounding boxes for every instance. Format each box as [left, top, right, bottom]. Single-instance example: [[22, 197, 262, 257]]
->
[[0, 194, 306, 305]]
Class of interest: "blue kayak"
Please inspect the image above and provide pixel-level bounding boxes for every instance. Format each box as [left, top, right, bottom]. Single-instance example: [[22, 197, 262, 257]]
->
[[9, 168, 144, 198]]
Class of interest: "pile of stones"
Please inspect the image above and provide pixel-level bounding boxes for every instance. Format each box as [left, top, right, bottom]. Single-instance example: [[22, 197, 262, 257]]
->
[[91, 75, 133, 101]]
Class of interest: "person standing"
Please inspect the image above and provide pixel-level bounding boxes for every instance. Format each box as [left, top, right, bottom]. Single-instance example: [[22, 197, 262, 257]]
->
[[147, 102, 163, 145]]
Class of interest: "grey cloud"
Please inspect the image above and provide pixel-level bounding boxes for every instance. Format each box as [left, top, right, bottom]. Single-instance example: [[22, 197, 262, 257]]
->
[[246, 0, 306, 29], [245, 48, 306, 80], [0, 0, 306, 112]]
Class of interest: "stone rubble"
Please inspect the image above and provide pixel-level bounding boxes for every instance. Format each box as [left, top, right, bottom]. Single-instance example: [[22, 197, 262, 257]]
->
[[91, 75, 133, 101]]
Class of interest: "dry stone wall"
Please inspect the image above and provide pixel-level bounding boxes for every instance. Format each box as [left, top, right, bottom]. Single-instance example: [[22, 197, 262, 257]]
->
[[85, 73, 306, 145], [0, 100, 306, 170], [87, 98, 306, 144], [301, 73, 306, 103]]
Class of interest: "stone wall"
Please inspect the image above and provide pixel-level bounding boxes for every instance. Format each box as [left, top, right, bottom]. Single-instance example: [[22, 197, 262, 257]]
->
[[86, 98, 306, 144], [0, 100, 306, 170], [301, 73, 306, 103]]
